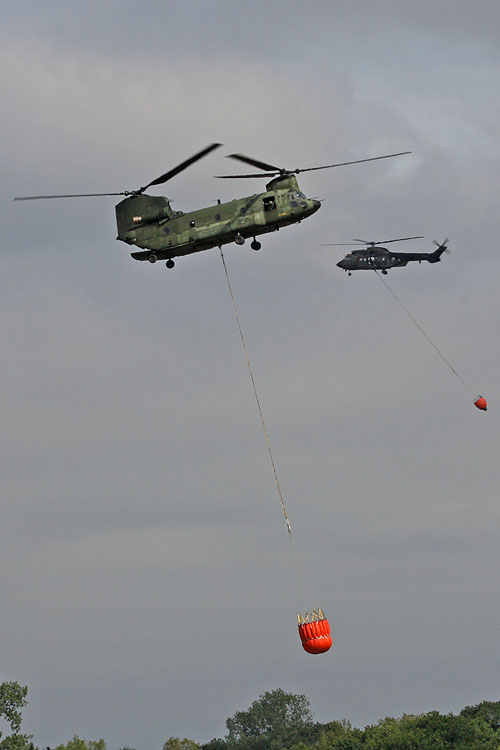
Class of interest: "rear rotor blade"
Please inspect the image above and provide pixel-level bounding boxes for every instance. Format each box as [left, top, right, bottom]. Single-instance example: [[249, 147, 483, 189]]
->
[[15, 144, 223, 201], [140, 142, 222, 192], [14, 192, 126, 200]]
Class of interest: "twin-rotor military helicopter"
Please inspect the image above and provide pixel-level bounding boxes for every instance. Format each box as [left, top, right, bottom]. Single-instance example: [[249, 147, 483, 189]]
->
[[15, 143, 411, 269]]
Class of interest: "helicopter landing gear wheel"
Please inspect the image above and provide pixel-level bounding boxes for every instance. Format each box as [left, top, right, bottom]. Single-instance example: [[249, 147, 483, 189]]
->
[[381, 269, 388, 275], [234, 234, 245, 246], [251, 239, 261, 251], [348, 271, 352, 276], [166, 259, 175, 269], [148, 254, 158, 264]]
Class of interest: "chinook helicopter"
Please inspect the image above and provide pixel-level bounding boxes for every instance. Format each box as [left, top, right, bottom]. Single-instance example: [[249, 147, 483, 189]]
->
[[15, 144, 411, 269], [326, 236, 449, 275]]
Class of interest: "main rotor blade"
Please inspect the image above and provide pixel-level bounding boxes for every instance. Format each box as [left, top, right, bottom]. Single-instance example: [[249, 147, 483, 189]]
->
[[226, 153, 281, 172], [215, 172, 278, 179], [216, 150, 411, 180], [373, 235, 424, 244], [141, 142, 222, 192], [351, 235, 424, 245], [14, 192, 127, 200], [322, 234, 424, 247], [15, 144, 223, 201], [296, 151, 412, 174]]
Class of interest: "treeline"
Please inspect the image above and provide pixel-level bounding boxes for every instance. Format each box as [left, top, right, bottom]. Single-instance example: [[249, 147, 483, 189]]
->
[[2, 683, 500, 750], [196, 689, 500, 750]]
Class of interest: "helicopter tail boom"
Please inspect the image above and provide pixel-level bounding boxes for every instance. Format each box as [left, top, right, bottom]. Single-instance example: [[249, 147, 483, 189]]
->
[[428, 239, 449, 263]]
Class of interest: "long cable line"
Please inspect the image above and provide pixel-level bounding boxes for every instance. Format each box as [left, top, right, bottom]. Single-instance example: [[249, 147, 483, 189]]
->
[[374, 270, 470, 390], [219, 248, 293, 537], [219, 248, 314, 623]]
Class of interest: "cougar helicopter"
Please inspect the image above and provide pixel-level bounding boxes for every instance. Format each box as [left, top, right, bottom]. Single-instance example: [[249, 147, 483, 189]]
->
[[325, 236, 449, 275], [15, 144, 411, 269]]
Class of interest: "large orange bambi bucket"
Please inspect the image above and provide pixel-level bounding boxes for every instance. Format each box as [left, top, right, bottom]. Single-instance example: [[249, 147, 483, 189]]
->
[[474, 395, 487, 411], [298, 609, 332, 654]]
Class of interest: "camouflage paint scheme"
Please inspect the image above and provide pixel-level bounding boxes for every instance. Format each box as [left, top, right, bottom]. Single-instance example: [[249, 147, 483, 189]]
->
[[116, 174, 320, 264]]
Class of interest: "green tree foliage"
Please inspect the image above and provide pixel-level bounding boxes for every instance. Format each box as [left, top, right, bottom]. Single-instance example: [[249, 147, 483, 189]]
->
[[0, 684, 28, 735], [224, 689, 319, 750], [200, 740, 227, 750], [204, 690, 500, 750], [312, 720, 364, 750], [460, 700, 500, 731], [0, 682, 33, 750], [53, 736, 106, 750], [162, 740, 200, 750], [0, 738, 35, 750], [362, 711, 499, 750]]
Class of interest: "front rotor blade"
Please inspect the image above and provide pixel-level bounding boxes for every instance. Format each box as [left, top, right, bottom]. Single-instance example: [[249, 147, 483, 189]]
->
[[215, 172, 279, 179], [141, 143, 222, 191], [14, 192, 126, 200], [226, 153, 281, 172], [296, 151, 412, 174]]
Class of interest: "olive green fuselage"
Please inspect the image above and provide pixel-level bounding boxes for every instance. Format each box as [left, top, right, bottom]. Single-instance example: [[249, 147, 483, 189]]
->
[[115, 175, 320, 263]]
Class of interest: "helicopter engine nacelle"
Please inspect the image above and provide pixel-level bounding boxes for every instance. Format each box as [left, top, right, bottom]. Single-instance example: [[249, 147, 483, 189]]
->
[[115, 194, 175, 238]]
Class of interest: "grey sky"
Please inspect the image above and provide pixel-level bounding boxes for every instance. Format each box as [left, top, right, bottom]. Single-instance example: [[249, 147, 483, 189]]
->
[[2, 2, 500, 749]]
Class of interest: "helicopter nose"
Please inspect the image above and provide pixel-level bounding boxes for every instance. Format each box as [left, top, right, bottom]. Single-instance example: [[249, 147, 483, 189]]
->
[[312, 199, 321, 211], [336, 259, 347, 268]]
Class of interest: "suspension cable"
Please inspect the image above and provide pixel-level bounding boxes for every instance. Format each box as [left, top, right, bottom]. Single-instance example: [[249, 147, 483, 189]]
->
[[375, 270, 469, 389], [219, 248, 293, 536]]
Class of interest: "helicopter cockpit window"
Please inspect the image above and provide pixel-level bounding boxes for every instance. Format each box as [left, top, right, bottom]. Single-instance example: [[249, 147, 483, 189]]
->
[[289, 190, 308, 207], [263, 196, 276, 212]]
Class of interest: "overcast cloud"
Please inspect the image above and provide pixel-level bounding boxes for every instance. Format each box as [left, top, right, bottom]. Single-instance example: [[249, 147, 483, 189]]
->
[[1, 2, 500, 749]]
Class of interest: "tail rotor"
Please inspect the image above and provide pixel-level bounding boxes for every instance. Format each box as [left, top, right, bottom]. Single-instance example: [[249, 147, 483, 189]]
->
[[433, 237, 451, 254]]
